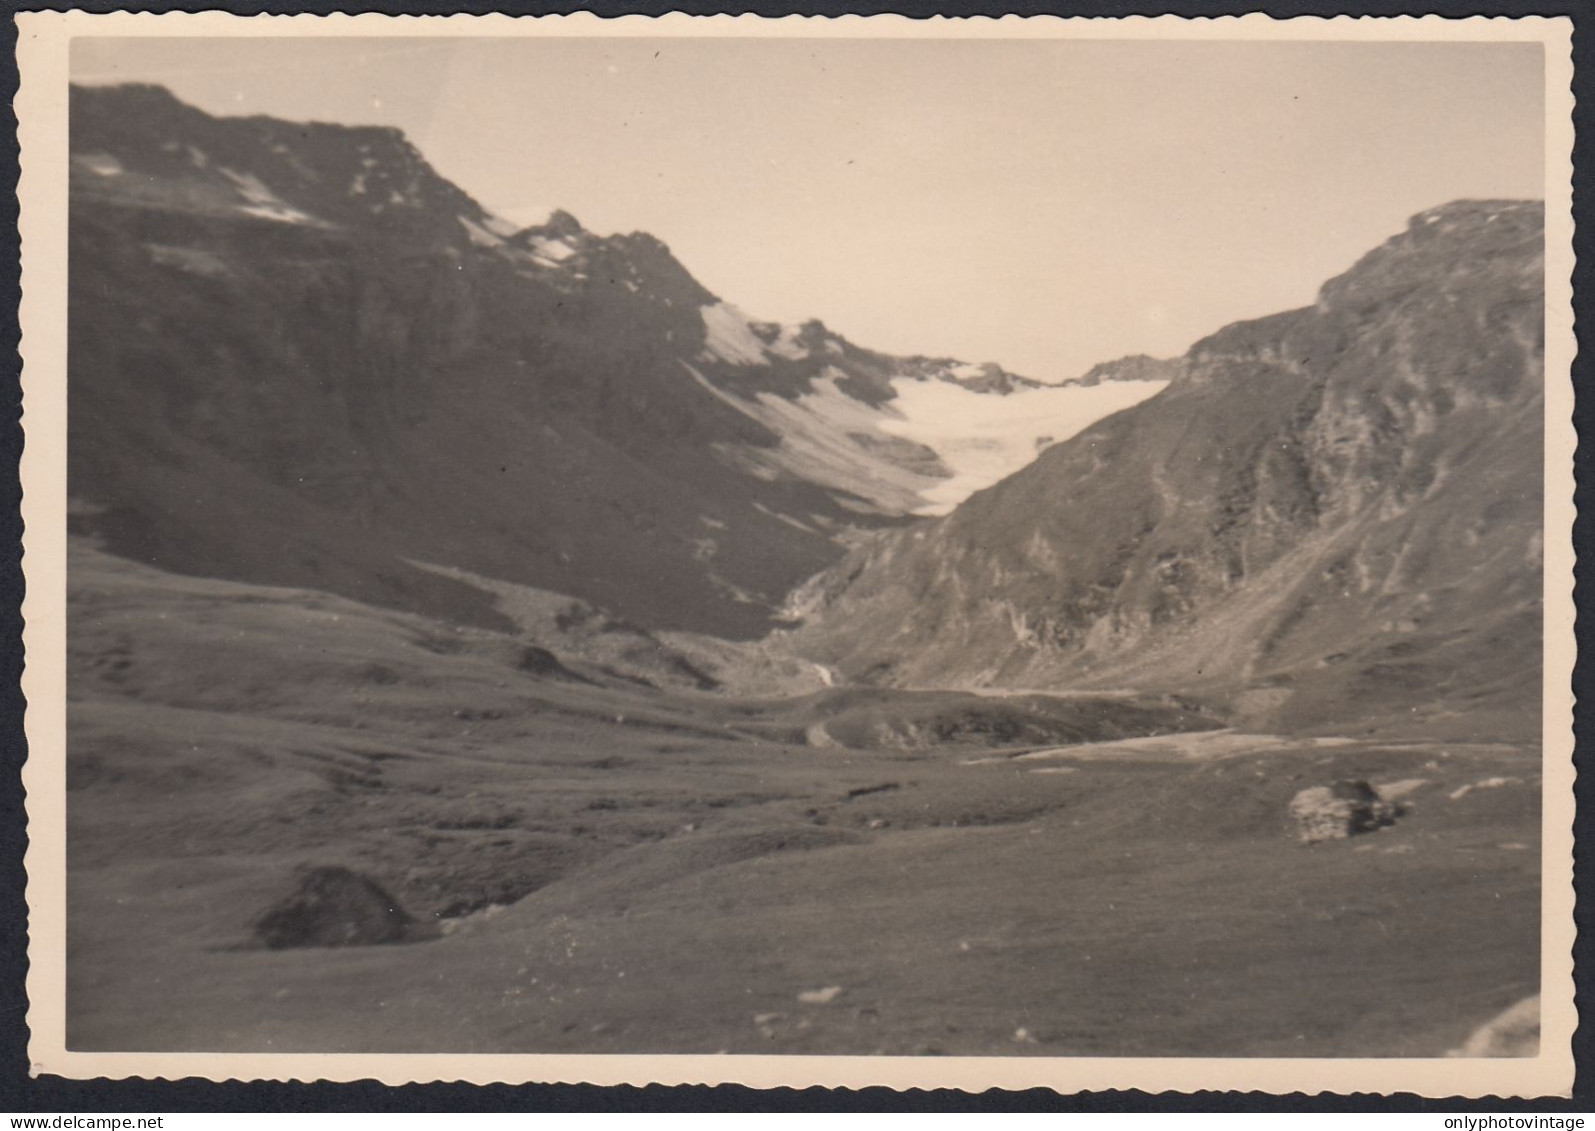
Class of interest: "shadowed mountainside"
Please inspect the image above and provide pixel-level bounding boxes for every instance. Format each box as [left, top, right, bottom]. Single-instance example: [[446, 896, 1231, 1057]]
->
[[69, 83, 1075, 638]]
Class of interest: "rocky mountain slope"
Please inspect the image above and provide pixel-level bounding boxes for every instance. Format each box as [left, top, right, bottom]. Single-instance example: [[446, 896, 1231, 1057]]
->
[[69, 83, 1156, 637], [1067, 353, 1187, 388], [784, 201, 1545, 738]]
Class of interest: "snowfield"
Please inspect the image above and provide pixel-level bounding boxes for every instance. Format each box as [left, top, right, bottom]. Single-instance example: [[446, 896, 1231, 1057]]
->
[[528, 235, 578, 263], [685, 364, 946, 515], [689, 348, 1168, 518], [219, 168, 318, 226], [682, 292, 1170, 516], [700, 303, 773, 367], [458, 215, 506, 249], [881, 377, 1170, 514]]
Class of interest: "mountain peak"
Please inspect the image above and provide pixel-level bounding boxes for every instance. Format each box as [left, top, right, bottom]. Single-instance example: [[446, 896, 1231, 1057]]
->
[[70, 82, 495, 241], [77, 81, 184, 107], [1408, 197, 1542, 231], [538, 208, 584, 239], [1317, 198, 1542, 313], [1068, 353, 1186, 387]]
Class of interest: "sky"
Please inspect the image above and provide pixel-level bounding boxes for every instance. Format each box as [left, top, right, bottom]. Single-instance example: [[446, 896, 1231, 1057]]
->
[[72, 35, 1546, 381]]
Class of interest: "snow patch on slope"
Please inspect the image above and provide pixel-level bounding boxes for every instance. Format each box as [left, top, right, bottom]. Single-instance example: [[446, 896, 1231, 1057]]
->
[[700, 303, 772, 367], [75, 152, 125, 177], [529, 235, 577, 263], [684, 363, 945, 515], [219, 168, 316, 225], [495, 204, 556, 230], [481, 214, 522, 239], [459, 215, 505, 248]]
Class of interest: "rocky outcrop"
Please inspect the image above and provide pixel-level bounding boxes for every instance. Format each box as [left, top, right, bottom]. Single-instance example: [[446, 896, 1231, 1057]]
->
[[251, 866, 434, 949], [1068, 353, 1186, 387]]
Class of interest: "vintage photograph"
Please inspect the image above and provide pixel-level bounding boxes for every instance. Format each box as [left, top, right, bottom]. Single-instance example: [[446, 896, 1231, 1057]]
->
[[17, 13, 1576, 1093]]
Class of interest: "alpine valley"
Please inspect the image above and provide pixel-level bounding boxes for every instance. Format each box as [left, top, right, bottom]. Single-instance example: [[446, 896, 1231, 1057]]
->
[[64, 84, 1546, 1058]]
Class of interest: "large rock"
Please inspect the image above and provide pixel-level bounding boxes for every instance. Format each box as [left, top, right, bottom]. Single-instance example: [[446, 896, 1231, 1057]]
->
[[252, 865, 433, 949], [1288, 780, 1403, 844]]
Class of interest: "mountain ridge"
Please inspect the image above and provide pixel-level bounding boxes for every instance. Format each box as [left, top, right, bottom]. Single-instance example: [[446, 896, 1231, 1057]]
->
[[780, 199, 1545, 738], [68, 82, 1154, 636]]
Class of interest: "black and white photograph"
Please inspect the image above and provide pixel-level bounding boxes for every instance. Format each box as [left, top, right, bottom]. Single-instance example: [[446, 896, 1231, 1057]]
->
[[16, 12, 1577, 1095]]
